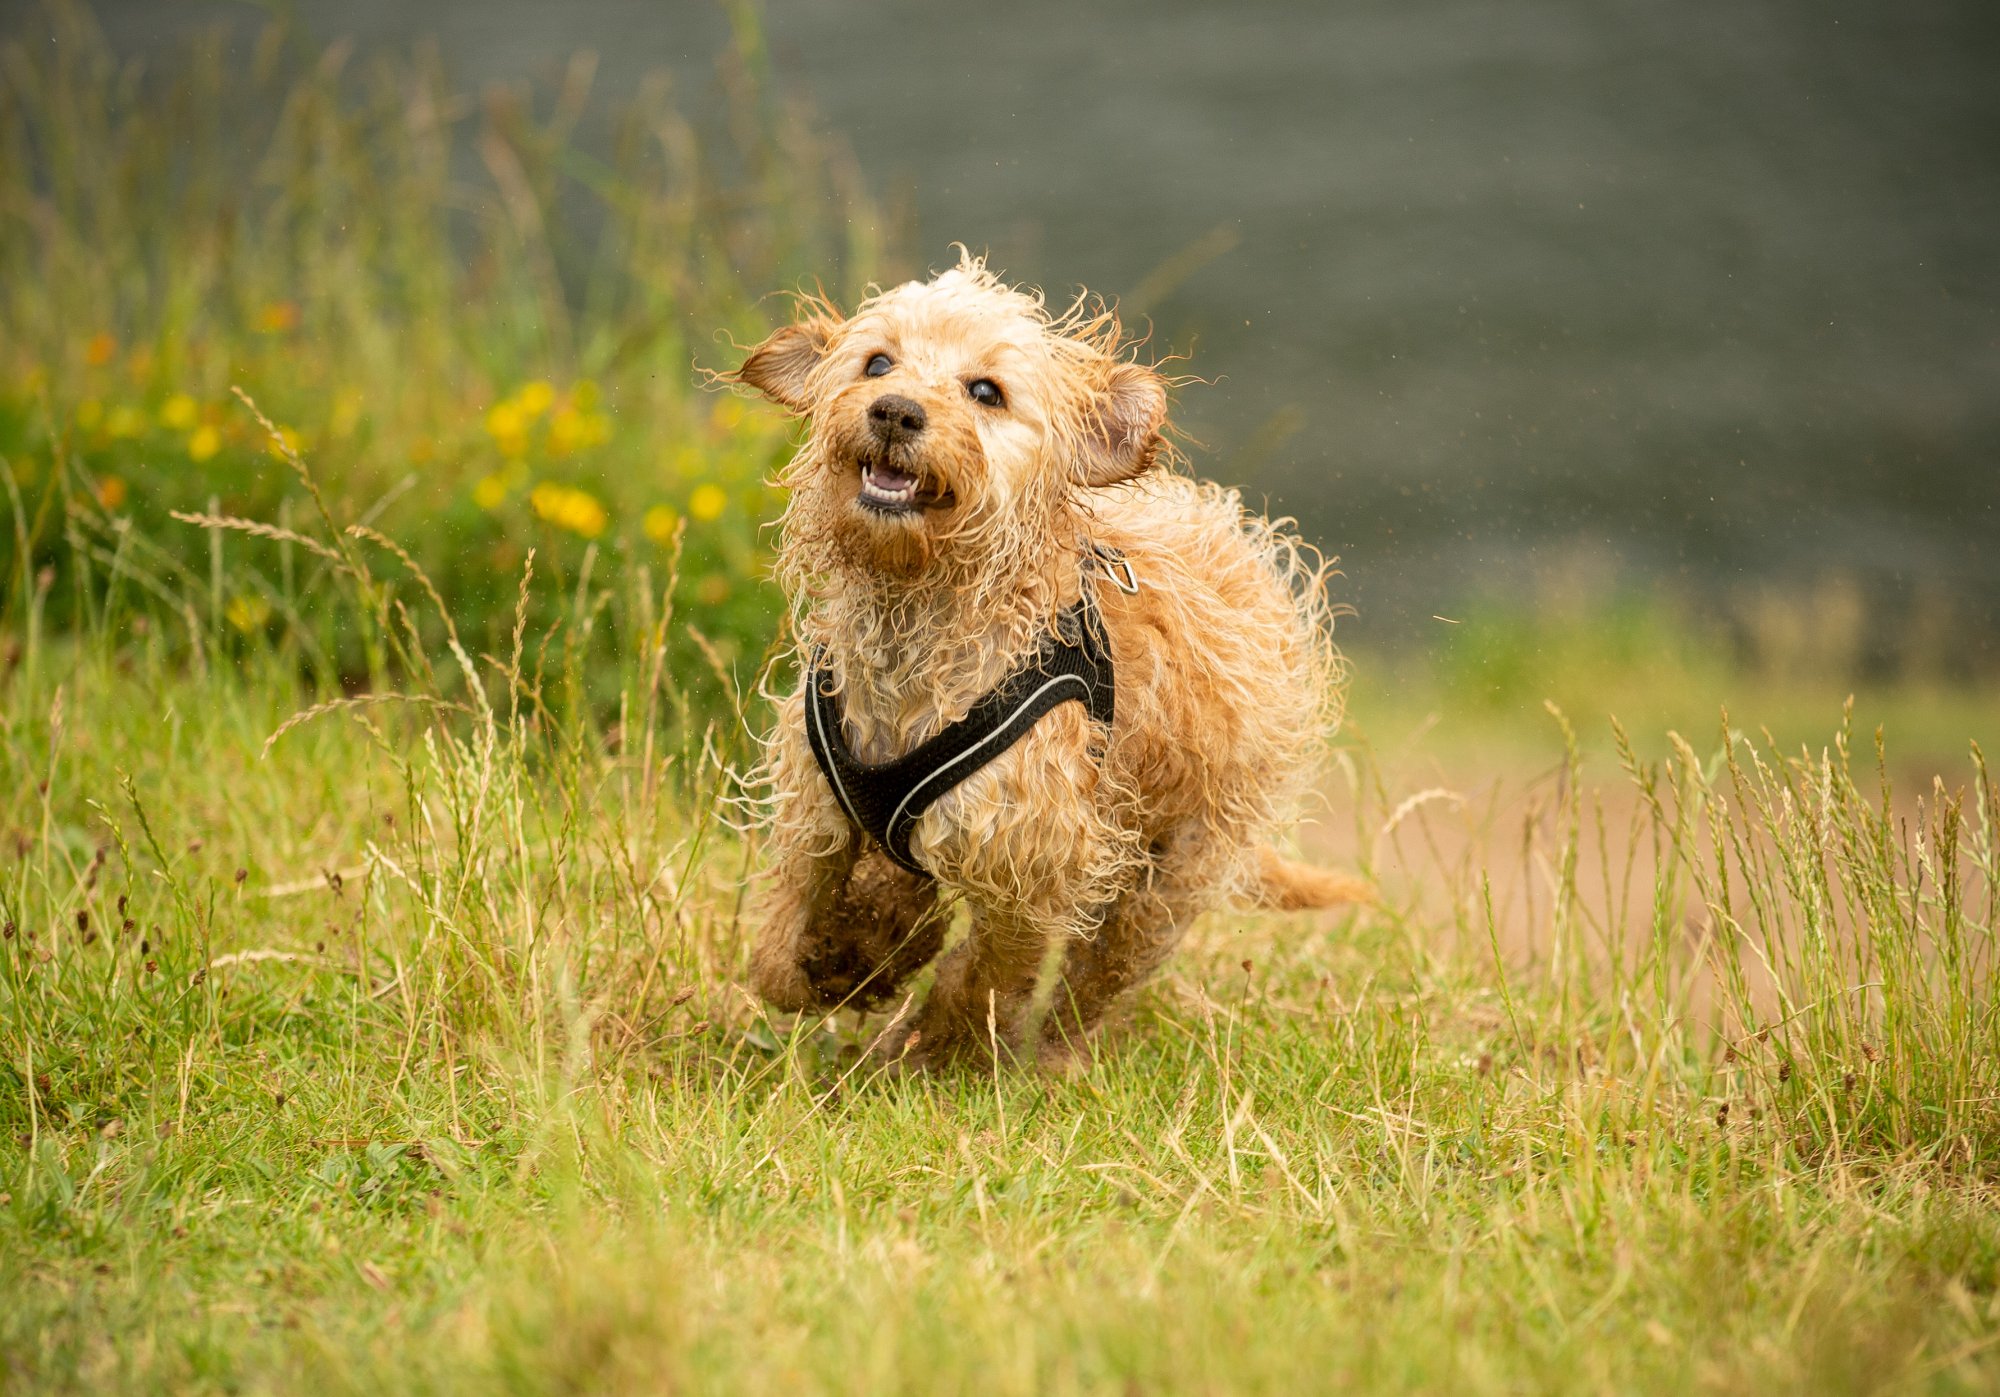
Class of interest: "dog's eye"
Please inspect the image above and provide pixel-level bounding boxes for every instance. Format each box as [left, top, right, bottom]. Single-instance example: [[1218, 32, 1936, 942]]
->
[[864, 353, 894, 378], [965, 378, 1005, 409]]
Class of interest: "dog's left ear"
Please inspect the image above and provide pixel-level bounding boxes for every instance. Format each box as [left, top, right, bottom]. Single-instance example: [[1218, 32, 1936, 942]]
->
[[1076, 360, 1167, 488], [735, 314, 841, 413]]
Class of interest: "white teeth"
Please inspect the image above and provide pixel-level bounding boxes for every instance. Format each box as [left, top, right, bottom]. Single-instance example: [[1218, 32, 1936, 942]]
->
[[861, 465, 921, 507]]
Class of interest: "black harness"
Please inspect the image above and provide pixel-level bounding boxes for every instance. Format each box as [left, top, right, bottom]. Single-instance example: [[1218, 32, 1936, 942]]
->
[[804, 547, 1131, 878]]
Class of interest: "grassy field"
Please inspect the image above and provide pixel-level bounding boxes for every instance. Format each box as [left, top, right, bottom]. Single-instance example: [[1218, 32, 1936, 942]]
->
[[1, 545, 1997, 1394], [5, 7, 2000, 1394]]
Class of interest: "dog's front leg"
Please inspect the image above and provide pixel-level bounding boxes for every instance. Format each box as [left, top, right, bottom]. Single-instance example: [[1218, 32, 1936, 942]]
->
[[750, 693, 862, 1011], [752, 695, 947, 1013], [750, 823, 858, 1014]]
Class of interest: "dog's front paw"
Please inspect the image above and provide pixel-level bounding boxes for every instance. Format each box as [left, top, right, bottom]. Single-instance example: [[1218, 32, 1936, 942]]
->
[[870, 1024, 935, 1078], [1034, 1033, 1096, 1079], [878, 1007, 1031, 1076], [748, 943, 821, 1013], [867, 1011, 983, 1075]]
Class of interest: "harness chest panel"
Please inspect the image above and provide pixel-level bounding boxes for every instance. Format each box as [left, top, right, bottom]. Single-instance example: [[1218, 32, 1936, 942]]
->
[[804, 578, 1118, 879]]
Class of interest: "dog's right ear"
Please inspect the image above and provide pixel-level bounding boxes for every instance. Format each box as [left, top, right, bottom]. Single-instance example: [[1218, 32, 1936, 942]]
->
[[734, 315, 841, 413]]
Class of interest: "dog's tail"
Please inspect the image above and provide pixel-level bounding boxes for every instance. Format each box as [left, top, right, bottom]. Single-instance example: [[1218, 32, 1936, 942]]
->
[[1249, 845, 1374, 910]]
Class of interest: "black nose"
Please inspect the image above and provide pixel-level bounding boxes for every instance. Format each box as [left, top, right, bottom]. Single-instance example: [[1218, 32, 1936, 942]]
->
[[867, 394, 927, 442]]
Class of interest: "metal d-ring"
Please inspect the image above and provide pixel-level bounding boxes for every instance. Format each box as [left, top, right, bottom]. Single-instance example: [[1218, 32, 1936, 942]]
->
[[1098, 550, 1139, 595]]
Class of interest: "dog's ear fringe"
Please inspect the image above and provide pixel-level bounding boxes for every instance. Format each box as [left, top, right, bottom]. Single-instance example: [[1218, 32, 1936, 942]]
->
[[723, 291, 846, 412], [1075, 358, 1171, 488]]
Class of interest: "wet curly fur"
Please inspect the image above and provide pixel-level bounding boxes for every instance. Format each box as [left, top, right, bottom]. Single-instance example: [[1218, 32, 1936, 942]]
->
[[734, 252, 1367, 1071]]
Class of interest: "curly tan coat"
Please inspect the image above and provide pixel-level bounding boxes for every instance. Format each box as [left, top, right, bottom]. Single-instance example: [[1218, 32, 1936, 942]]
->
[[734, 254, 1366, 1071]]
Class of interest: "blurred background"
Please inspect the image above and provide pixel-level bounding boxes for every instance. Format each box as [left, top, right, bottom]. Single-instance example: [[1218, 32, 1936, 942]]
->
[[3, 0, 1996, 727]]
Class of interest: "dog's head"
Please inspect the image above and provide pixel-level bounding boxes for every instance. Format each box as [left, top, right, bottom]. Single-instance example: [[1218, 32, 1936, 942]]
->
[[735, 254, 1168, 578]]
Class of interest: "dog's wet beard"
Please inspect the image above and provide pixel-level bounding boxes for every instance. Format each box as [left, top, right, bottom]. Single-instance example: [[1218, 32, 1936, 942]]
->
[[784, 420, 969, 576], [781, 459, 935, 578]]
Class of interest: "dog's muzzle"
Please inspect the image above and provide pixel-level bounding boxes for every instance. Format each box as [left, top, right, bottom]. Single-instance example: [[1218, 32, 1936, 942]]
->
[[856, 395, 935, 514]]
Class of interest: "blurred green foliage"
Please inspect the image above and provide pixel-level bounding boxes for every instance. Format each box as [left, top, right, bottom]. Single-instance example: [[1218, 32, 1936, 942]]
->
[[0, 1, 888, 699]]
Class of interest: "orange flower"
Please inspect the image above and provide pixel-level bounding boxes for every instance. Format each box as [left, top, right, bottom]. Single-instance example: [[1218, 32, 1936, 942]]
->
[[84, 332, 117, 367]]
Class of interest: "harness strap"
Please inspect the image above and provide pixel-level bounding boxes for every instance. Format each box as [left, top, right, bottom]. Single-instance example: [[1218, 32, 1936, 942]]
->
[[804, 549, 1122, 878]]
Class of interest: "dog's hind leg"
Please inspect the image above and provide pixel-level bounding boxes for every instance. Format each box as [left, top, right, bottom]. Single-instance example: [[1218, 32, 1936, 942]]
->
[[1037, 873, 1198, 1074], [881, 708, 1135, 1070], [890, 903, 1050, 1070]]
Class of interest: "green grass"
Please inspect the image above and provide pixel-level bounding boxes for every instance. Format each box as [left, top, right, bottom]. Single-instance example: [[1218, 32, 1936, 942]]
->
[[2, 518, 1996, 1390]]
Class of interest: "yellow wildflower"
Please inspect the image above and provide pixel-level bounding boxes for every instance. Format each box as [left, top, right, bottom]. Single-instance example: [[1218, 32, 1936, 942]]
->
[[188, 425, 221, 461], [487, 402, 523, 437], [517, 380, 556, 417], [486, 400, 529, 457], [688, 484, 727, 522], [84, 332, 117, 367], [547, 405, 611, 457], [547, 407, 581, 457], [160, 393, 199, 431], [105, 405, 147, 439], [265, 425, 303, 461], [330, 388, 365, 439], [96, 476, 128, 510], [75, 399, 104, 431], [710, 395, 746, 432], [529, 482, 607, 539], [226, 594, 272, 632], [473, 474, 509, 511], [642, 504, 680, 544]]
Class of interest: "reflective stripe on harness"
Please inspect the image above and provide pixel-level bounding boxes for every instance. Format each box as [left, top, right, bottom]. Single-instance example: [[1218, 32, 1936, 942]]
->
[[803, 547, 1125, 878]]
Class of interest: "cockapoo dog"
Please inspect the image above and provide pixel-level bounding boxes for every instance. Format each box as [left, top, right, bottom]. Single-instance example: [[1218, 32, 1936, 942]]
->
[[735, 253, 1365, 1071]]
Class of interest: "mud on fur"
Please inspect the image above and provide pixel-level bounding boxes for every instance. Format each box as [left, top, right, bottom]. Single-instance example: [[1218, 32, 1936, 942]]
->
[[733, 251, 1370, 1073]]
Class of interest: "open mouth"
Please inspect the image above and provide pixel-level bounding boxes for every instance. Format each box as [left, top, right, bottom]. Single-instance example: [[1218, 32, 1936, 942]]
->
[[857, 460, 953, 515]]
